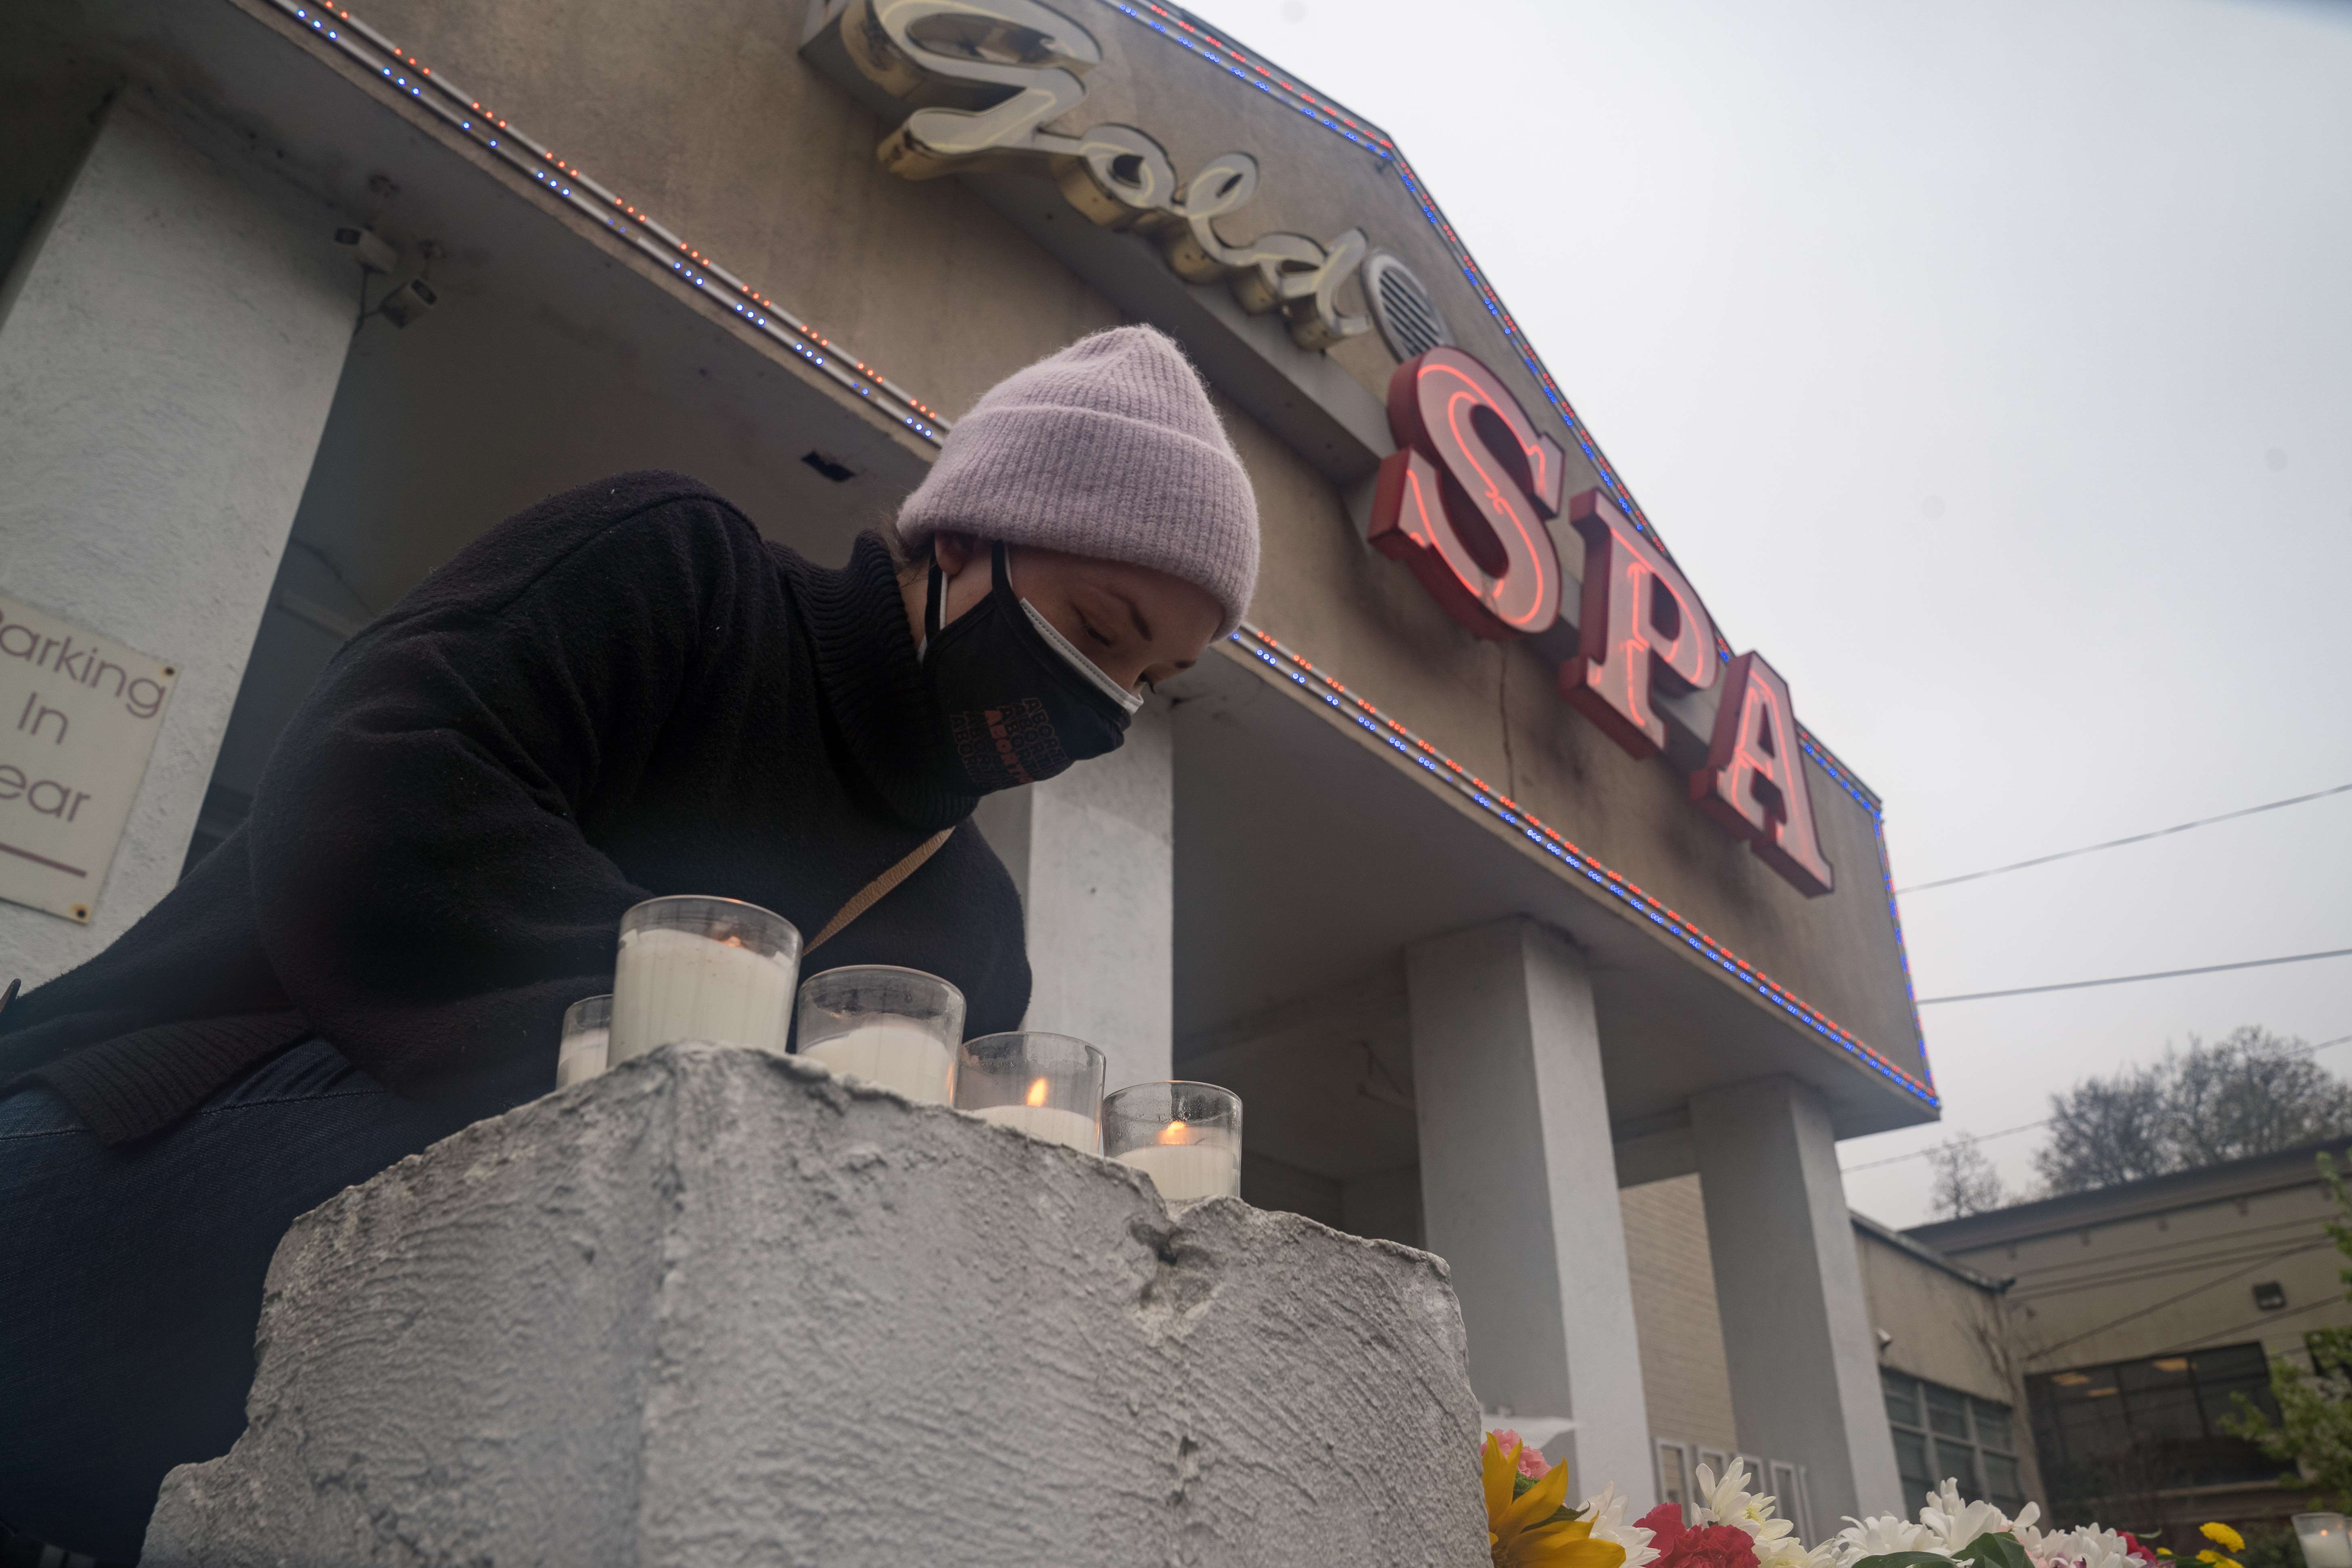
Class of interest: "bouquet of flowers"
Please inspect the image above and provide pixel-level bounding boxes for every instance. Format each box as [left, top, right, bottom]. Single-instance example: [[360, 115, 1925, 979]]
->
[[1473, 1444, 2253, 1568]]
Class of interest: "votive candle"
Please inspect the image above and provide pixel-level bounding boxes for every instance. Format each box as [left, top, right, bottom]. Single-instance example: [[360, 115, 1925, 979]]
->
[[1104, 1082, 1242, 1204], [555, 994, 612, 1088], [609, 897, 800, 1064], [795, 965, 965, 1106], [957, 1032, 1107, 1153]]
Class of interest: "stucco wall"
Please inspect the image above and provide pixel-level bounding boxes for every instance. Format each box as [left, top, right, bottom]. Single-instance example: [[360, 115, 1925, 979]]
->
[[1856, 1230, 2015, 1406]]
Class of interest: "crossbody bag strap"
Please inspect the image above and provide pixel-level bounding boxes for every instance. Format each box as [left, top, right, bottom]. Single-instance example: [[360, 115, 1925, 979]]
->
[[805, 827, 955, 955]]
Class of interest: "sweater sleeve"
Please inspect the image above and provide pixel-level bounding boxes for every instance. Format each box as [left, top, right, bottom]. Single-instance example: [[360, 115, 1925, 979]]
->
[[245, 486, 767, 1095]]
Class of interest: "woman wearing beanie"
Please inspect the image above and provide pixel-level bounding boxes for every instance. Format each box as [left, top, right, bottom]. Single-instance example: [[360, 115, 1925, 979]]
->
[[0, 324, 1259, 1557]]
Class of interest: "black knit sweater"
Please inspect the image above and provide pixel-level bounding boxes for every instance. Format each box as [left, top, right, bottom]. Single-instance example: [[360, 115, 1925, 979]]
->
[[0, 473, 1030, 1143]]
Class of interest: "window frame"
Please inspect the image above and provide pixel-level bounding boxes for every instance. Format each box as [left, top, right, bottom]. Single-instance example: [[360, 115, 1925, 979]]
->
[[1882, 1366, 2026, 1514]]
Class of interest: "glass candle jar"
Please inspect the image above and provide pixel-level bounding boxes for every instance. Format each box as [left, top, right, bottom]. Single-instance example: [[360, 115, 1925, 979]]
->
[[795, 965, 964, 1105], [955, 1032, 1106, 1153], [2296, 1515, 2352, 1568], [555, 993, 612, 1088], [609, 896, 800, 1064], [1104, 1081, 1242, 1203]]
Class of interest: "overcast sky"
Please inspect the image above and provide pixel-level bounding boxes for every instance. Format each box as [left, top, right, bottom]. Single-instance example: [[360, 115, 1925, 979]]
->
[[1183, 0, 2352, 1226]]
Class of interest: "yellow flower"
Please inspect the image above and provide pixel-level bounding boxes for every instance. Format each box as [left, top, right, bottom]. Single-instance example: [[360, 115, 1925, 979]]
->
[[2202, 1525, 2245, 1555], [1482, 1434, 1629, 1568]]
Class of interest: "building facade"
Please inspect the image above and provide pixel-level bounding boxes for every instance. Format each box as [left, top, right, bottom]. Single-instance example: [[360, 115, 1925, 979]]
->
[[1913, 1139, 2352, 1545], [3, 0, 1944, 1517]]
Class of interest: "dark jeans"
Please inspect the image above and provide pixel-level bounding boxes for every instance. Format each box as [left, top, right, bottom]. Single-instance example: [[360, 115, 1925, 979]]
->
[[0, 1036, 550, 1561]]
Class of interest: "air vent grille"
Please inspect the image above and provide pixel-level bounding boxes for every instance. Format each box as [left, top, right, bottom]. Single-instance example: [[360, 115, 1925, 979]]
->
[[1365, 252, 1453, 363]]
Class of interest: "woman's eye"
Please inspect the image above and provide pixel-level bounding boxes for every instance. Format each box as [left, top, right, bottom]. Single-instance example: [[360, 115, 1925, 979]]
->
[[1079, 617, 1112, 647]]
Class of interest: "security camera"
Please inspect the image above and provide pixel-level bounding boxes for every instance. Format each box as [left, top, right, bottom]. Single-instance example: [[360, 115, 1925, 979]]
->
[[377, 277, 438, 328], [334, 224, 397, 274]]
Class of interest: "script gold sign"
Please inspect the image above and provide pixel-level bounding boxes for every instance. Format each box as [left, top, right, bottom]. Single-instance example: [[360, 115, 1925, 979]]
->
[[834, 0, 1373, 351]]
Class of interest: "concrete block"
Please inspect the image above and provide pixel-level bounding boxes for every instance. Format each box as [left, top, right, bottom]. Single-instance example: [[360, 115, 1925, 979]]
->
[[144, 1044, 1487, 1566]]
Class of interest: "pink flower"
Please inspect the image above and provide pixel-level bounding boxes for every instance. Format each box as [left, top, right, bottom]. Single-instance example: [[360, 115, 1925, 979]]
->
[[1490, 1429, 1552, 1478]]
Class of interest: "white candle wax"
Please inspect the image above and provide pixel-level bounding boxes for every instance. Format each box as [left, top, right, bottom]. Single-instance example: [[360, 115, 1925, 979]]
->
[[973, 1102, 1100, 1153], [555, 1026, 609, 1089], [1116, 1140, 1240, 1203], [609, 927, 794, 1062], [802, 1020, 955, 1104], [2301, 1524, 2352, 1568]]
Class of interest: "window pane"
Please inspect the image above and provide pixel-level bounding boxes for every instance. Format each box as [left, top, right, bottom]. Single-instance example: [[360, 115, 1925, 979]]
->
[[1933, 1437, 1982, 1497], [1925, 1382, 1969, 1438], [1983, 1451, 2022, 1509], [2187, 1344, 2285, 1484], [1658, 1443, 1691, 1522], [2047, 1367, 2129, 1467], [1892, 1429, 1933, 1505], [2118, 1354, 2203, 1445], [1883, 1369, 1921, 1428], [1972, 1399, 2015, 1453]]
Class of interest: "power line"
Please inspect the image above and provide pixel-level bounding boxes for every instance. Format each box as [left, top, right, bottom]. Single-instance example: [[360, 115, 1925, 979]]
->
[[1843, 1118, 2050, 1172], [1898, 781, 2352, 894], [2019, 1238, 2327, 1365], [1916, 946, 2352, 1005], [1837, 1033, 2351, 1176]]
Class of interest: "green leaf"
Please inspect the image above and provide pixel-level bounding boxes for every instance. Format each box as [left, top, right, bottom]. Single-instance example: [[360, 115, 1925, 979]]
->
[[1853, 1553, 1963, 1568], [1958, 1532, 2035, 1568]]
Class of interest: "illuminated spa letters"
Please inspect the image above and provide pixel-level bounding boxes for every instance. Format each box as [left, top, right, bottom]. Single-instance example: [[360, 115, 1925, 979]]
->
[[1367, 348, 1564, 639], [835, 0, 1370, 350], [1368, 351, 1835, 898], [1690, 652, 1836, 896], [1561, 487, 1717, 759]]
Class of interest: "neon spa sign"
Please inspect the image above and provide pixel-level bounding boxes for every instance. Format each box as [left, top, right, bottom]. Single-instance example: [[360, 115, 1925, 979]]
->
[[828, 0, 1373, 352], [1372, 348, 1836, 898]]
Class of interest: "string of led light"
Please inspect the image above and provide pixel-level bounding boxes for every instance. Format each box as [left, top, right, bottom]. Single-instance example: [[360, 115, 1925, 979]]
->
[[1230, 623, 1940, 1108], [276, 0, 1914, 1047], [268, 0, 947, 444], [1101, 4, 1886, 823]]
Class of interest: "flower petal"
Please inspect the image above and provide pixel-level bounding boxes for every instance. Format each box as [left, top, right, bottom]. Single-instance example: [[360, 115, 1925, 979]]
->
[[1485, 1434, 1517, 1524], [1500, 1461, 1574, 1537]]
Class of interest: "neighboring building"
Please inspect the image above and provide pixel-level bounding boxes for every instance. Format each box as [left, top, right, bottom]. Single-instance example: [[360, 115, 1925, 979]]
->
[[4, 0, 1943, 1520], [1854, 1212, 2039, 1518], [1912, 1137, 2352, 1543], [1619, 1179, 2042, 1535]]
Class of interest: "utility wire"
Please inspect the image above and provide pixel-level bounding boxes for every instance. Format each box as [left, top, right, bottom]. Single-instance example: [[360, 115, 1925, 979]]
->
[[1838, 1033, 2351, 1175], [1898, 781, 2352, 894], [1916, 946, 2352, 1005], [2019, 1237, 2327, 1364]]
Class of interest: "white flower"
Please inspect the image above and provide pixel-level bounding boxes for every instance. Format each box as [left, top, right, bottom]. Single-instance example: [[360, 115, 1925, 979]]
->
[[1581, 1482, 1661, 1568], [1694, 1461, 1810, 1568], [1822, 1512, 1935, 1567], [2025, 1526, 2139, 1568], [1919, 1478, 2038, 1553]]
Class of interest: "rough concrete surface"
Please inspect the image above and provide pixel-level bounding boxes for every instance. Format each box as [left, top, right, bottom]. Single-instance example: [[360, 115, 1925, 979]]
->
[[145, 1044, 1487, 1566]]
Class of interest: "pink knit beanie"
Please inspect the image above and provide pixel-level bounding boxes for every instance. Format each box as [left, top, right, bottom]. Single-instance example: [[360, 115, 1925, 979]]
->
[[895, 326, 1259, 638]]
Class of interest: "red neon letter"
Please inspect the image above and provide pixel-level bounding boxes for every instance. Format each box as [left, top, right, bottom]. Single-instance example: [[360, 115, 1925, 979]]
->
[[1368, 347, 1564, 641], [1560, 488, 1718, 760], [1690, 652, 1835, 896]]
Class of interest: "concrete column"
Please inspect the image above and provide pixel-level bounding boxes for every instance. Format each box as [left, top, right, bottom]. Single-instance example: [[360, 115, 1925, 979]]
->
[[1691, 1075, 1904, 1525], [0, 96, 353, 983], [1406, 918, 1654, 1508], [971, 698, 1172, 1094]]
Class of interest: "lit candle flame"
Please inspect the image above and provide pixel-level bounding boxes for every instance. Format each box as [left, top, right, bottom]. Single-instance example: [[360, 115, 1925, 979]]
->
[[1025, 1076, 1050, 1108], [1157, 1118, 1190, 1146]]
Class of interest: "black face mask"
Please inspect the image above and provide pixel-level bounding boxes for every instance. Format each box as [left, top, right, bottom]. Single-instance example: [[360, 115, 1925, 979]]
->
[[924, 542, 1139, 791]]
